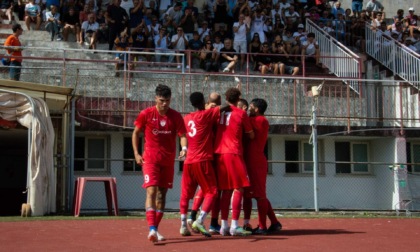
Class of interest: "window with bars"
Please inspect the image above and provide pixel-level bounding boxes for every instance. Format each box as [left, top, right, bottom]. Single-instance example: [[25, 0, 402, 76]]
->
[[74, 136, 108, 172], [123, 136, 142, 172], [285, 140, 323, 174], [335, 141, 370, 174]]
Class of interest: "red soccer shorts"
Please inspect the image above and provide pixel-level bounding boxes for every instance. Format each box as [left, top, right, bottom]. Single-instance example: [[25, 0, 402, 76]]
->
[[215, 153, 250, 190], [244, 162, 267, 198], [181, 160, 218, 199], [142, 163, 174, 188]]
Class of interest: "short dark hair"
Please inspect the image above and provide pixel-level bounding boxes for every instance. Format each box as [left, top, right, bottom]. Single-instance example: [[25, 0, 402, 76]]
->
[[239, 98, 248, 108], [12, 24, 22, 32], [190, 92, 205, 108], [225, 88, 241, 104], [155, 84, 172, 98], [307, 32, 315, 38], [251, 98, 268, 114]]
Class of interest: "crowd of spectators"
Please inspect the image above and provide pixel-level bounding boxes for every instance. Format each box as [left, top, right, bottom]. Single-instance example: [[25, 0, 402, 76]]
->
[[370, 6, 420, 54], [1, 0, 419, 76]]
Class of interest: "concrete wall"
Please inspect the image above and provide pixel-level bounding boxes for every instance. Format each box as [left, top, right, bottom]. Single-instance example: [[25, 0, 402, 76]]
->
[[75, 132, 420, 212]]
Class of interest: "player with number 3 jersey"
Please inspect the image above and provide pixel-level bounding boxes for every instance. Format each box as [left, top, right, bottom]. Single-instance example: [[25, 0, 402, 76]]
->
[[179, 92, 227, 237]]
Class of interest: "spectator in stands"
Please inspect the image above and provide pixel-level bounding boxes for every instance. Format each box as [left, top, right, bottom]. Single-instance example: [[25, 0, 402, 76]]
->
[[284, 5, 300, 25], [354, 19, 366, 53], [0, 0, 14, 24], [213, 23, 230, 42], [233, 13, 250, 71], [365, 0, 384, 13], [404, 37, 418, 53], [271, 3, 282, 24], [114, 27, 133, 76], [106, 0, 129, 51], [316, 0, 330, 15], [188, 31, 204, 69], [213, 0, 228, 31], [4, 23, 23, 81], [158, 0, 172, 19], [272, 17, 285, 35], [293, 23, 307, 46], [319, 9, 333, 23], [129, 0, 144, 33], [212, 34, 224, 52], [249, 32, 262, 65], [96, 9, 109, 43], [131, 21, 149, 62], [154, 26, 174, 64], [120, 0, 134, 18], [264, 16, 274, 42], [219, 38, 239, 82], [333, 12, 347, 44], [331, 1, 344, 19], [319, 21, 333, 35], [406, 8, 419, 38], [62, 7, 79, 42], [148, 1, 159, 18], [371, 11, 385, 29], [273, 39, 299, 83], [171, 26, 189, 68], [79, 4, 91, 26], [412, 30, 420, 53], [279, 0, 291, 14], [147, 15, 160, 52], [24, 0, 41, 30], [301, 32, 320, 66], [309, 7, 321, 22], [198, 21, 211, 42], [254, 42, 275, 83], [142, 7, 153, 26], [200, 39, 218, 77], [283, 29, 300, 62], [45, 5, 62, 41], [393, 9, 404, 24], [180, 6, 197, 41], [164, 2, 183, 28], [352, 0, 363, 18], [81, 13, 99, 50], [184, 0, 199, 18], [251, 8, 267, 43], [271, 34, 284, 53]]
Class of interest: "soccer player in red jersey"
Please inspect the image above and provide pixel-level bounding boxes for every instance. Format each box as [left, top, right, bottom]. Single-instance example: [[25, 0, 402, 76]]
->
[[214, 88, 255, 236], [243, 98, 282, 235], [132, 84, 187, 243], [187, 92, 222, 233], [180, 92, 229, 237]]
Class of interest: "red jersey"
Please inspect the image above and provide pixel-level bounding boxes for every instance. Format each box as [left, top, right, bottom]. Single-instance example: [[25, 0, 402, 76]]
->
[[134, 106, 186, 166], [184, 107, 220, 164], [214, 105, 253, 155], [245, 115, 269, 165]]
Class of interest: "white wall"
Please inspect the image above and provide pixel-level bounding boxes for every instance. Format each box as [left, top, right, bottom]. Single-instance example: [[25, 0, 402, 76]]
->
[[77, 133, 414, 212]]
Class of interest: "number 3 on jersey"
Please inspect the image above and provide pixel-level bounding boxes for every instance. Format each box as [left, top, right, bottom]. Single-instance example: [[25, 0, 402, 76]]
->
[[219, 111, 232, 126], [188, 120, 197, 137]]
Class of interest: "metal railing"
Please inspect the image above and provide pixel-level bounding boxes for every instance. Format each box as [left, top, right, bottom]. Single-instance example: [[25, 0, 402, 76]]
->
[[365, 23, 420, 89], [306, 19, 362, 94], [2, 45, 420, 132]]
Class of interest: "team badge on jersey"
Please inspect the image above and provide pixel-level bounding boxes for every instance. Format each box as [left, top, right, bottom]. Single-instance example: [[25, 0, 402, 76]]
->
[[160, 119, 166, 127]]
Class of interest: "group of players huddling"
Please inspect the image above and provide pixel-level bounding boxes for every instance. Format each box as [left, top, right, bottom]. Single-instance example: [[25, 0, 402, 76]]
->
[[132, 84, 281, 243]]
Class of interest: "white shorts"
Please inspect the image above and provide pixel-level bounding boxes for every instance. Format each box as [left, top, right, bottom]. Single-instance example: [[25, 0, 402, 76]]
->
[[233, 40, 247, 53]]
